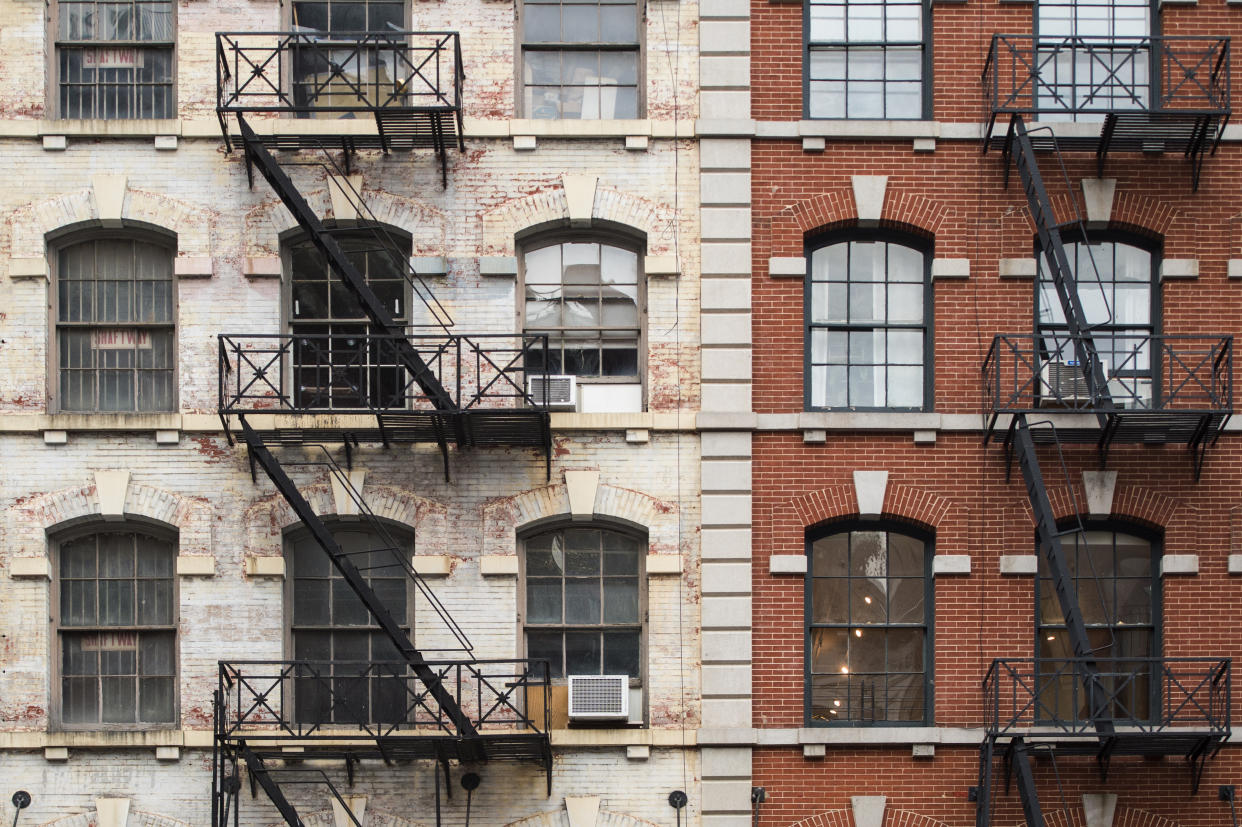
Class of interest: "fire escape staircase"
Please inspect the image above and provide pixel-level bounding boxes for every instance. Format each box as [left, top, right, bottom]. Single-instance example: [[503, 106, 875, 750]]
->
[[974, 116, 1232, 827], [212, 114, 554, 827]]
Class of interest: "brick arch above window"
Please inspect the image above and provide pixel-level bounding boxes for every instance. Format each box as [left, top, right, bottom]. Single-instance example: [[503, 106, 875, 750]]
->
[[1034, 482, 1193, 553], [9, 187, 212, 261], [12, 479, 211, 558], [789, 483, 954, 534], [244, 484, 442, 559], [481, 481, 680, 558], [480, 185, 677, 258], [770, 188, 948, 257], [243, 190, 447, 259]]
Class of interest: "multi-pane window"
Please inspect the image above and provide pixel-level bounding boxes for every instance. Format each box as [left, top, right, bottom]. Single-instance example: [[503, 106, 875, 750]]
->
[[522, 239, 642, 380], [1035, 0, 1151, 118], [56, 0, 174, 119], [523, 528, 643, 680], [57, 236, 175, 413], [521, 0, 640, 119], [288, 527, 411, 724], [807, 237, 929, 410], [289, 233, 409, 409], [807, 527, 931, 724], [807, 0, 926, 119], [1036, 528, 1157, 722], [1037, 238, 1154, 405], [289, 0, 407, 111], [57, 530, 177, 726]]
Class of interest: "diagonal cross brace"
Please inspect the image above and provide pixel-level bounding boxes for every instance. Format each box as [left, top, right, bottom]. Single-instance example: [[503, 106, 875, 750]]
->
[[239, 746, 306, 827], [235, 115, 456, 414], [239, 418, 477, 737], [1013, 416, 1114, 738], [1010, 116, 1112, 428]]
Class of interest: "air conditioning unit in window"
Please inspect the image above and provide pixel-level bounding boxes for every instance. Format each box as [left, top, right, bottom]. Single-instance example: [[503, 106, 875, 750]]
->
[[528, 374, 577, 410], [1040, 360, 1108, 405], [567, 675, 629, 721]]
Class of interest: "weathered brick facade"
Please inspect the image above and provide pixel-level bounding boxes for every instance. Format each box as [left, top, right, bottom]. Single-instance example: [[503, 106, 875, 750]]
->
[[0, 0, 703, 824]]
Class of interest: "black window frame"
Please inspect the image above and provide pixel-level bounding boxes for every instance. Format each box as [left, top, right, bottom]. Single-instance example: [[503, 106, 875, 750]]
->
[[519, 523, 647, 686], [1034, 521, 1162, 725], [51, 230, 178, 414], [518, 0, 644, 120], [804, 0, 933, 120], [1032, 0, 1157, 120], [52, 522, 179, 730], [283, 226, 414, 411], [283, 521, 416, 726], [1034, 230, 1160, 405], [53, 0, 176, 120], [805, 230, 934, 412], [805, 521, 934, 727]]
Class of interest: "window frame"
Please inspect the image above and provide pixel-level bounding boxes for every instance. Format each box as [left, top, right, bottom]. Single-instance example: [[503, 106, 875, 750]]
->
[[282, 521, 417, 726], [1032, 0, 1157, 119], [48, 228, 179, 415], [281, 225, 415, 411], [1033, 521, 1162, 724], [282, 0, 411, 112], [50, 521, 180, 731], [804, 521, 934, 727], [1033, 230, 1161, 402], [804, 229, 934, 412], [516, 0, 646, 120], [803, 0, 933, 120], [517, 230, 648, 390], [517, 522, 648, 689], [49, 0, 178, 120]]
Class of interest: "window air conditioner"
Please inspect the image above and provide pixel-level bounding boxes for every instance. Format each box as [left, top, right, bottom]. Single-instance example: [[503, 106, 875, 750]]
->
[[528, 374, 577, 410], [1039, 360, 1107, 405], [567, 674, 629, 721]]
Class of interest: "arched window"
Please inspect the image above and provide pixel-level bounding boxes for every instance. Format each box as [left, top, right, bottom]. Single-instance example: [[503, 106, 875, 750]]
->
[[806, 524, 932, 724], [806, 233, 931, 410], [1036, 525, 1159, 722], [285, 523, 414, 723], [521, 526, 645, 681], [286, 229, 411, 410], [54, 233, 176, 412], [54, 525, 178, 726], [520, 234, 645, 412], [1036, 233, 1157, 406]]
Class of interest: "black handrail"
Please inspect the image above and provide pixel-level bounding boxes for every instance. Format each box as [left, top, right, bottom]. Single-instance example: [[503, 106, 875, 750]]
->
[[983, 35, 1231, 117], [216, 659, 552, 739], [982, 657, 1231, 737], [217, 31, 464, 116], [982, 333, 1233, 414], [218, 332, 551, 414]]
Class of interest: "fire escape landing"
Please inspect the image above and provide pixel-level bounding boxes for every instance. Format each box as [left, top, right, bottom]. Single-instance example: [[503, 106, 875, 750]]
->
[[975, 37, 1233, 827], [212, 32, 555, 827]]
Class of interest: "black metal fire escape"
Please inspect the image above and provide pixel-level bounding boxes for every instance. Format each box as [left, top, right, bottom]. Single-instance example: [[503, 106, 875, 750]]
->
[[213, 31, 554, 827], [976, 37, 1234, 824]]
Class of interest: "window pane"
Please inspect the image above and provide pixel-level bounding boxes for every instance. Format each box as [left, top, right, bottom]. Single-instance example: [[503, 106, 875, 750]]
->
[[812, 578, 849, 623], [527, 631, 564, 678], [564, 579, 601, 623], [810, 628, 849, 674], [602, 631, 640, 678], [603, 577, 639, 623], [527, 579, 563, 623], [565, 632, 602, 674]]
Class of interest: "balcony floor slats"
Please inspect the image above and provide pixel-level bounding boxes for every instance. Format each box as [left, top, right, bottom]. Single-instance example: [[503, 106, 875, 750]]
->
[[986, 112, 1223, 155], [228, 733, 551, 765], [1022, 411, 1230, 445]]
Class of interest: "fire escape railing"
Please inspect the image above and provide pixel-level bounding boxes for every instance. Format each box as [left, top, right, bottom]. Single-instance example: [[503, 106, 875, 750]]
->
[[217, 659, 551, 740], [984, 658, 1231, 737], [983, 333, 1233, 413], [984, 35, 1231, 121], [216, 30, 464, 117], [219, 333, 551, 414]]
